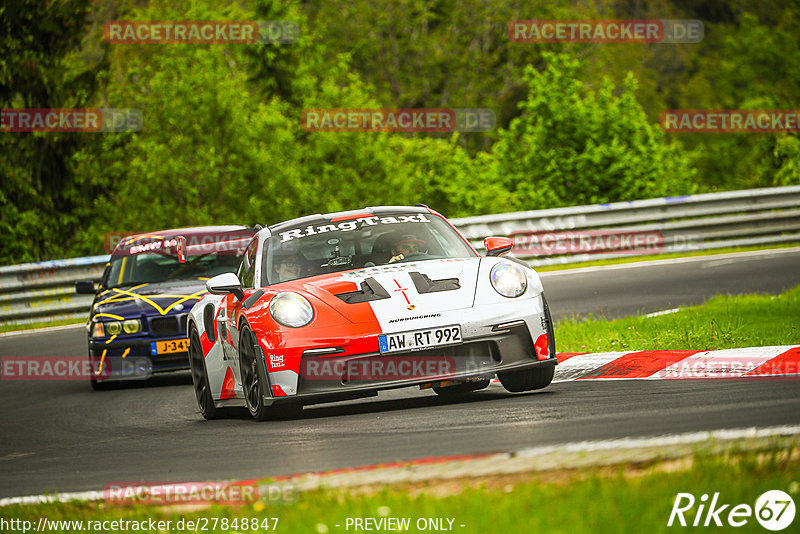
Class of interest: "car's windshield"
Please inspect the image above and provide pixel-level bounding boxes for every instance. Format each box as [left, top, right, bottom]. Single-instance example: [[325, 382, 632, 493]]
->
[[106, 252, 242, 288], [263, 211, 476, 285]]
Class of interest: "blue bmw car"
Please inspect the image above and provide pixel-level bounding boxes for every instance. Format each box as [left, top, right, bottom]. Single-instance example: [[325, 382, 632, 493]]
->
[[75, 226, 255, 389]]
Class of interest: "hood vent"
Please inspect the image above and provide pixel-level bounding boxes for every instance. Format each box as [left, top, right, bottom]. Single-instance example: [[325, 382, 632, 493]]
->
[[409, 272, 460, 293], [336, 277, 391, 304]]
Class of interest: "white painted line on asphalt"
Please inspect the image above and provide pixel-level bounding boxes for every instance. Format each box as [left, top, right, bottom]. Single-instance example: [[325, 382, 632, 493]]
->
[[4, 425, 798, 506], [0, 490, 105, 507], [0, 323, 85, 338], [539, 246, 800, 277], [514, 424, 800, 457], [644, 307, 680, 318]]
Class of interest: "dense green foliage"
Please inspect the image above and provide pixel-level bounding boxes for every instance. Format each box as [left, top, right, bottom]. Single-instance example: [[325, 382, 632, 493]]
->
[[1, 0, 799, 263], [0, 0, 107, 261], [489, 54, 696, 210]]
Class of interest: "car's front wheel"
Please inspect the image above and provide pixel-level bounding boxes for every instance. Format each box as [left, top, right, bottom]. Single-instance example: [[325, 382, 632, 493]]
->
[[239, 324, 272, 421], [498, 295, 557, 393], [188, 326, 225, 419], [239, 325, 303, 421]]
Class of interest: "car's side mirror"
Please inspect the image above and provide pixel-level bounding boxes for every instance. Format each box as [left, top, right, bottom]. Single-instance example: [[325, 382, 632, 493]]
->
[[206, 272, 244, 301], [75, 280, 96, 294], [484, 237, 513, 257]]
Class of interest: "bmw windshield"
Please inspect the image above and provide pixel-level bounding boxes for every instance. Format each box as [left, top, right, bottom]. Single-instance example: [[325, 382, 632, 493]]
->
[[263, 211, 476, 285], [106, 252, 242, 288]]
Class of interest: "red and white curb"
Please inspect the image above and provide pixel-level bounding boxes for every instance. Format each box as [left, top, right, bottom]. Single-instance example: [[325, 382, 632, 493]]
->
[[2, 424, 799, 507], [550, 345, 800, 382]]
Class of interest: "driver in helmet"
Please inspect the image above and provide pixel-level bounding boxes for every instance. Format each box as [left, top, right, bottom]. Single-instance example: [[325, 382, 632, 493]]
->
[[388, 234, 428, 263], [272, 253, 305, 282]]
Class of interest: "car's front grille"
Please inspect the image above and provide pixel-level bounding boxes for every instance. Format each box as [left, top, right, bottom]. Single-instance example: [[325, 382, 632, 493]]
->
[[296, 326, 541, 396], [409, 340, 501, 362], [150, 316, 181, 336]]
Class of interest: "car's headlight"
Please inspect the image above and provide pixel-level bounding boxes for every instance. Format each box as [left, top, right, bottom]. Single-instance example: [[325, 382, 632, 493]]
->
[[123, 319, 141, 334], [104, 321, 122, 335], [270, 292, 314, 328], [490, 262, 528, 298]]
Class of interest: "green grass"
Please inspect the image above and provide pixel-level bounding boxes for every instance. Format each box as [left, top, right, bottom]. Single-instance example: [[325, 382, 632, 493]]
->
[[0, 318, 85, 334], [556, 286, 800, 353], [2, 444, 797, 533], [535, 243, 800, 272]]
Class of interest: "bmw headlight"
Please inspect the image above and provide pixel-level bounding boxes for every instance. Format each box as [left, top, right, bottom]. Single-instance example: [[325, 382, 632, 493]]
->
[[104, 321, 122, 336], [123, 319, 141, 334], [490, 262, 527, 298], [270, 292, 314, 328]]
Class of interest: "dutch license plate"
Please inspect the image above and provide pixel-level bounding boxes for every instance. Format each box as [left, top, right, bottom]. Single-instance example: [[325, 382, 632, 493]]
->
[[151, 339, 189, 355], [379, 325, 462, 354]]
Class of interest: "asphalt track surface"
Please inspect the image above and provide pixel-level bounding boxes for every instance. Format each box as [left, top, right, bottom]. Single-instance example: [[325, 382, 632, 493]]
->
[[1, 248, 799, 499]]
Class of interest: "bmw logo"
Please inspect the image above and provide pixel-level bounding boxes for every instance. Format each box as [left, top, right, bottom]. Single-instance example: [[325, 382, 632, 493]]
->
[[174, 303, 184, 311]]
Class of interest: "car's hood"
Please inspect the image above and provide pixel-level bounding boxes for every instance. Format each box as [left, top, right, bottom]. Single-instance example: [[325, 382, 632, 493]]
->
[[92, 279, 208, 319], [302, 257, 481, 323]]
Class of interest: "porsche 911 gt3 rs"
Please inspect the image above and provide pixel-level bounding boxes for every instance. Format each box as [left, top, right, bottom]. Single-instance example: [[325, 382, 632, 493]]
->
[[186, 207, 557, 420]]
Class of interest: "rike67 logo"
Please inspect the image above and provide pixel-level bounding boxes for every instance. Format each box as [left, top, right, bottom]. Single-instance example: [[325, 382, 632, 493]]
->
[[668, 490, 796, 530]]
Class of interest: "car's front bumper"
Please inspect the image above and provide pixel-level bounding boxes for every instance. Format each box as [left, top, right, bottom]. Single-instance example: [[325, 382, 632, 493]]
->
[[257, 294, 555, 405], [292, 323, 552, 398], [88, 337, 190, 380], [269, 357, 557, 406]]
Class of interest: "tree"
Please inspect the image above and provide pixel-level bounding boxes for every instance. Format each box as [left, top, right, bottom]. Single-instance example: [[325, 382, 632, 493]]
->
[[0, 0, 106, 263], [488, 53, 697, 211]]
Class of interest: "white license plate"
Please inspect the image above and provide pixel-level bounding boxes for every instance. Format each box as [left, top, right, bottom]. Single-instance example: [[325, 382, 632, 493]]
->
[[379, 325, 462, 354]]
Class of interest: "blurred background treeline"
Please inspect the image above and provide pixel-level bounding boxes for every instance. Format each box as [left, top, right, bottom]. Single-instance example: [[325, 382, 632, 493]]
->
[[1, 0, 799, 263]]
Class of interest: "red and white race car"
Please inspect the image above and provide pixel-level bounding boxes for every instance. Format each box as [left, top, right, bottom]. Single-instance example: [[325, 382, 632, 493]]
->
[[186, 206, 557, 420]]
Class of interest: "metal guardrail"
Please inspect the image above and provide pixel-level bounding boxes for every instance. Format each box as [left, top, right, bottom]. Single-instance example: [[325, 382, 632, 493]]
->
[[0, 255, 109, 326], [1, 186, 799, 326], [451, 185, 800, 266]]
